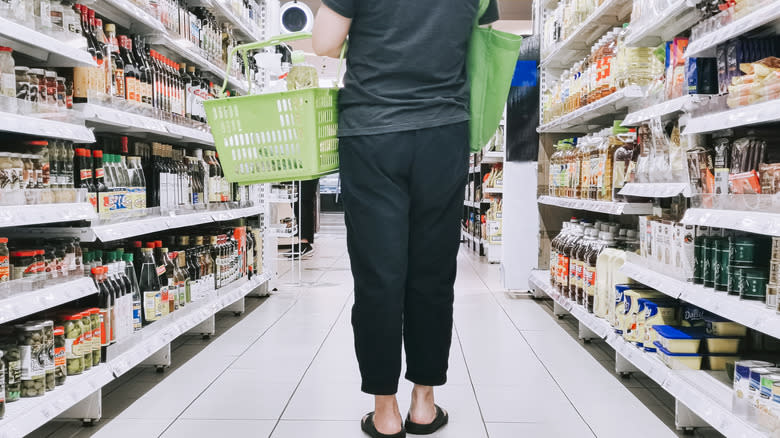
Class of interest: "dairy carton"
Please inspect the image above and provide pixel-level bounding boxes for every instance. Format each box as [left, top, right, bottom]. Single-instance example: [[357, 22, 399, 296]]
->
[[643, 301, 680, 352], [748, 367, 780, 422]]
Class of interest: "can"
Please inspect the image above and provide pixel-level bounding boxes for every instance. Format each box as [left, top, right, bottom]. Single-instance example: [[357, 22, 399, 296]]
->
[[703, 237, 715, 288], [730, 237, 759, 266], [716, 242, 730, 291], [694, 234, 707, 284], [742, 268, 769, 302], [729, 265, 748, 296]]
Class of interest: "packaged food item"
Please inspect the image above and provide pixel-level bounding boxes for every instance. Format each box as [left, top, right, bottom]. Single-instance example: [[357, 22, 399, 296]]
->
[[0, 343, 20, 403], [653, 325, 705, 353], [704, 337, 742, 354], [60, 314, 84, 375], [707, 354, 740, 371], [705, 315, 748, 337], [642, 301, 679, 352], [734, 360, 775, 417], [654, 342, 703, 370], [15, 323, 45, 397], [53, 326, 65, 386], [29, 320, 54, 392]]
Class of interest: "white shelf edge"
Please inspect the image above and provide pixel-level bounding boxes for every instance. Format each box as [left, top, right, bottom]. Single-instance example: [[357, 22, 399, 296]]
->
[[0, 17, 95, 67], [539, 86, 644, 133], [528, 269, 769, 438], [622, 95, 707, 127], [683, 98, 780, 135], [625, 0, 701, 48], [537, 195, 654, 215], [0, 277, 97, 325], [210, 0, 263, 41], [682, 208, 780, 237], [484, 188, 503, 194], [0, 202, 97, 228], [686, 1, 780, 58], [541, 0, 627, 69], [0, 111, 95, 143], [618, 182, 693, 198], [0, 273, 271, 437]]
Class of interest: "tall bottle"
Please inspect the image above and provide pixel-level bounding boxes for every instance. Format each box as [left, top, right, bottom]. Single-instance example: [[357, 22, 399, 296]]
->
[[93, 266, 111, 348], [180, 62, 191, 119], [123, 253, 141, 332], [92, 149, 109, 215], [152, 241, 169, 317], [138, 247, 161, 324], [119, 35, 138, 102], [163, 249, 178, 313]]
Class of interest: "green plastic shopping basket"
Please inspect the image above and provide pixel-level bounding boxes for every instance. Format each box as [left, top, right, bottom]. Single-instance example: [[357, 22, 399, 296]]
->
[[204, 32, 342, 184]]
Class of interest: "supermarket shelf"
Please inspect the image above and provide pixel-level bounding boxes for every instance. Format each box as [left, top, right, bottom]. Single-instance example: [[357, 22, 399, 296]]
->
[[469, 166, 479, 174], [618, 182, 692, 198], [0, 17, 95, 67], [537, 196, 653, 215], [482, 151, 505, 164], [624, 0, 701, 48], [108, 273, 270, 376], [0, 364, 114, 438], [684, 99, 780, 135], [0, 277, 97, 325], [541, 0, 632, 70], [681, 208, 780, 237], [268, 195, 299, 204], [528, 269, 768, 438], [209, 204, 263, 222], [0, 272, 271, 438], [0, 111, 95, 143], [78, 104, 214, 146], [484, 187, 503, 194], [269, 225, 298, 237], [538, 86, 644, 133], [90, 0, 167, 34], [196, 0, 263, 41], [0, 202, 97, 228], [686, 1, 780, 58], [622, 95, 706, 127], [621, 255, 780, 342]]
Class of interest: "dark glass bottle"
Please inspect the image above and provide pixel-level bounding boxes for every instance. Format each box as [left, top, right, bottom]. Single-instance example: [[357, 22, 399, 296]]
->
[[119, 35, 138, 102], [138, 247, 161, 324], [91, 149, 108, 213]]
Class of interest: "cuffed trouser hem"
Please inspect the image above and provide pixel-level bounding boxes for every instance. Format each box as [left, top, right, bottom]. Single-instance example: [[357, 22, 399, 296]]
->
[[361, 382, 399, 396], [405, 372, 448, 388]]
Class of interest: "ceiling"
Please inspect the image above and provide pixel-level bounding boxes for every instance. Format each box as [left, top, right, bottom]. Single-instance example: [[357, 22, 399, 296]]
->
[[284, 0, 533, 21]]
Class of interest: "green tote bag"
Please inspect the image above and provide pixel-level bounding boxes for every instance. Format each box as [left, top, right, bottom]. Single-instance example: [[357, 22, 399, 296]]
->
[[468, 0, 524, 153]]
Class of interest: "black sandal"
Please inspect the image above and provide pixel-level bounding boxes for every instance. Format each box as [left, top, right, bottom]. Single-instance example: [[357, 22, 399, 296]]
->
[[361, 412, 406, 438], [405, 405, 449, 435]]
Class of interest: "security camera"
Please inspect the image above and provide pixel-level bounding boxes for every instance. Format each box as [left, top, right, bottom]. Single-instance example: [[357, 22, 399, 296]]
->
[[280, 1, 314, 34]]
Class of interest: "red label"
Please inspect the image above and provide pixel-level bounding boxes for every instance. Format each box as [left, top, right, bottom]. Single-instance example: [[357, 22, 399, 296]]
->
[[54, 345, 65, 367], [80, 169, 92, 180], [156, 265, 166, 276], [0, 255, 7, 281], [95, 168, 105, 179], [99, 310, 108, 345]]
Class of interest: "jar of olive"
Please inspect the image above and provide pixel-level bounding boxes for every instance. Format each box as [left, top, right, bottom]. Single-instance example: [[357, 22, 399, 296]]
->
[[0, 351, 5, 418], [0, 343, 20, 402], [88, 308, 100, 366], [30, 320, 55, 392], [15, 323, 45, 397], [53, 326, 66, 385], [60, 314, 84, 375], [78, 312, 92, 371]]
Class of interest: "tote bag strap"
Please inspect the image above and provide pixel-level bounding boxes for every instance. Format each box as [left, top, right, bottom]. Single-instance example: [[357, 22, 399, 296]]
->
[[476, 0, 490, 23]]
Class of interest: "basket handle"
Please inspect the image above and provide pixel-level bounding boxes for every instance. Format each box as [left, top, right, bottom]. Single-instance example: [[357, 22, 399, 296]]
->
[[220, 31, 347, 97]]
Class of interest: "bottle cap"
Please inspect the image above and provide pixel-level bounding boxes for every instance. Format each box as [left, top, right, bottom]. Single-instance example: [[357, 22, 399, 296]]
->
[[0, 46, 12, 53], [105, 23, 115, 33], [145, 242, 156, 248], [0, 237, 7, 243]]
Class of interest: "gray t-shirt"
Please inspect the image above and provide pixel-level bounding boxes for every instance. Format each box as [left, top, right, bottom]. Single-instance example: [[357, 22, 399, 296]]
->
[[322, 0, 499, 137]]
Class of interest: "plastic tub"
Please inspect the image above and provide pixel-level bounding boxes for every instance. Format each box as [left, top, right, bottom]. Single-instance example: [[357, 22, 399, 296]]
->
[[654, 342, 703, 370], [705, 315, 748, 337], [705, 337, 742, 354], [708, 355, 740, 371], [653, 325, 705, 353]]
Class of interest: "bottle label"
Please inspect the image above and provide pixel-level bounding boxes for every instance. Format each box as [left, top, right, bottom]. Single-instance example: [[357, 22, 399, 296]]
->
[[20, 343, 45, 379], [0, 73, 14, 93], [73, 67, 90, 99], [115, 69, 125, 98], [99, 308, 109, 346], [156, 265, 166, 276], [158, 286, 167, 317], [54, 344, 65, 368], [143, 290, 158, 321], [0, 255, 8, 282], [79, 168, 92, 181], [132, 301, 142, 330], [99, 191, 111, 214]]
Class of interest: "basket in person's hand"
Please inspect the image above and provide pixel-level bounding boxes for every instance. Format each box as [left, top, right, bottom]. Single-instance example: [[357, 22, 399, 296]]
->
[[204, 32, 341, 184]]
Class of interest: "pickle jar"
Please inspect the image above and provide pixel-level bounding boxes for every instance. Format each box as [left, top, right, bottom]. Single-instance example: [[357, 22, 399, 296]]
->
[[79, 312, 92, 370], [53, 326, 66, 385], [0, 343, 19, 402], [88, 308, 100, 366], [60, 314, 84, 375], [31, 320, 55, 391], [15, 323, 45, 397]]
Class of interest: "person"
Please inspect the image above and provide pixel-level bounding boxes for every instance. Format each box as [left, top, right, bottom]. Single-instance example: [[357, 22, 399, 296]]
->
[[285, 179, 318, 258], [313, 1, 499, 437]]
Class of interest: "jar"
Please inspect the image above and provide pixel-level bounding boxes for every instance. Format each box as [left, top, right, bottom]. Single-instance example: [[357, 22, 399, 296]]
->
[[8, 153, 22, 191], [60, 314, 84, 375], [0, 46, 15, 101], [21, 154, 33, 190], [0, 153, 12, 193], [28, 68, 44, 103], [30, 320, 54, 392], [0, 343, 19, 402], [56, 76, 66, 108], [34, 0, 52, 31], [45, 71, 57, 106], [79, 311, 92, 370], [53, 326, 65, 385], [0, 351, 5, 418], [15, 323, 45, 397], [14, 67, 30, 101], [10, 250, 35, 281], [88, 308, 100, 366], [31, 155, 43, 189], [65, 77, 73, 109]]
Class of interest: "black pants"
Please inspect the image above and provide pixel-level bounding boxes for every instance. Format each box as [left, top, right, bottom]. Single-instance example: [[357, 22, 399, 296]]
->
[[294, 179, 318, 243], [339, 122, 469, 395]]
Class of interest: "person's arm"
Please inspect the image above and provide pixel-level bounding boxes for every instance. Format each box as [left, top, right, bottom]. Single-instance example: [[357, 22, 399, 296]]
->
[[312, 2, 352, 58], [479, 0, 500, 25]]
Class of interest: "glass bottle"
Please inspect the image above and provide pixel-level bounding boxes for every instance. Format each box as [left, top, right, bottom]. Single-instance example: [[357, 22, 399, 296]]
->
[[138, 247, 161, 324]]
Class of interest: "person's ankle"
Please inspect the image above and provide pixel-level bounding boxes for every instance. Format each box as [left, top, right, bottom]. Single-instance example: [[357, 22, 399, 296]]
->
[[409, 385, 436, 424], [374, 395, 403, 434]]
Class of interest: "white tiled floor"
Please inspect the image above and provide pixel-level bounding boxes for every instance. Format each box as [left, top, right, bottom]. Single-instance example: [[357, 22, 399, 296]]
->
[[29, 214, 724, 438]]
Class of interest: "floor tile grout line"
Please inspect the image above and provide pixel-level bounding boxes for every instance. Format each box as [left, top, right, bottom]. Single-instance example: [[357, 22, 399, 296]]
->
[[267, 290, 353, 437], [486, 289, 599, 438], [453, 323, 492, 438]]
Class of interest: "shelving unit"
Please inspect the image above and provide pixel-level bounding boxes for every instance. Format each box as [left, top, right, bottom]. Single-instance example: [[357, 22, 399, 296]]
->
[[618, 182, 693, 198], [0, 273, 271, 438], [624, 0, 701, 48], [681, 207, 780, 237], [537, 196, 653, 215], [0, 16, 96, 67], [685, 1, 780, 58], [0, 111, 96, 143], [528, 269, 768, 438], [622, 94, 705, 127], [538, 85, 644, 133], [684, 98, 780, 135], [0, 277, 97, 325], [0, 202, 97, 227]]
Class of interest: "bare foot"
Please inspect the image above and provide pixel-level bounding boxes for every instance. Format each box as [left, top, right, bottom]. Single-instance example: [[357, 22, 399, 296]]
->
[[372, 395, 403, 434], [409, 385, 437, 425]]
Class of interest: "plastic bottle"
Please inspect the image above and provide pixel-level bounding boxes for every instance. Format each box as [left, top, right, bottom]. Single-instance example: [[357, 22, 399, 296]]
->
[[287, 50, 318, 91]]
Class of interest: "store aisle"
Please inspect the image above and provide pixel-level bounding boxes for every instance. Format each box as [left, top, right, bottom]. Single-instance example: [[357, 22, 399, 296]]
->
[[30, 215, 719, 438]]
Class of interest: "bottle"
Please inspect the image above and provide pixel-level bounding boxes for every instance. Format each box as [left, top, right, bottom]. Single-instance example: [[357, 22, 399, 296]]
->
[[132, 36, 151, 106], [105, 24, 125, 99], [186, 65, 200, 121], [75, 148, 96, 210], [119, 35, 138, 102], [94, 17, 111, 96], [138, 247, 161, 324], [163, 250, 178, 313], [92, 149, 109, 215], [180, 62, 191, 119], [93, 266, 111, 347], [152, 241, 169, 317], [245, 226, 254, 279], [177, 251, 191, 304], [63, 142, 74, 188], [115, 250, 133, 340], [574, 227, 595, 304]]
